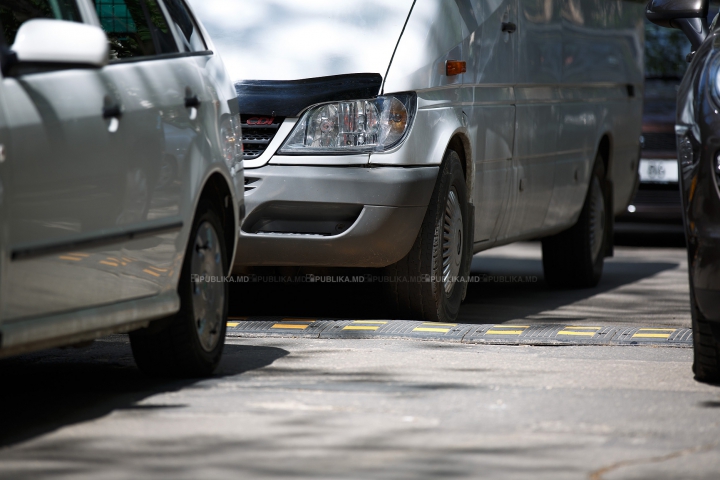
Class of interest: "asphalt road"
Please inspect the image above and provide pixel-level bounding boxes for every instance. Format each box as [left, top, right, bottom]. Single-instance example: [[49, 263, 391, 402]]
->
[[1, 240, 719, 480]]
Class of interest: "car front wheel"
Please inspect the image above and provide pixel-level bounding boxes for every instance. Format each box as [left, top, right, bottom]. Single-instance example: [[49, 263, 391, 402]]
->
[[130, 200, 228, 377]]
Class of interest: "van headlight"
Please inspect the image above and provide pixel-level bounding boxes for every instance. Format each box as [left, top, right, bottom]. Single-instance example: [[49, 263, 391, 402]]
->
[[278, 93, 416, 154]]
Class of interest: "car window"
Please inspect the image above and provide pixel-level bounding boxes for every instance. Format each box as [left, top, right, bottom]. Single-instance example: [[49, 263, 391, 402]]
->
[[93, 0, 177, 60], [163, 0, 205, 52], [0, 0, 82, 45]]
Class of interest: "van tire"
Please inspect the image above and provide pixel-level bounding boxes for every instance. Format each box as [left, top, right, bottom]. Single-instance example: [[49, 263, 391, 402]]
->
[[691, 291, 720, 384], [383, 150, 472, 323], [130, 201, 228, 377], [542, 154, 607, 288]]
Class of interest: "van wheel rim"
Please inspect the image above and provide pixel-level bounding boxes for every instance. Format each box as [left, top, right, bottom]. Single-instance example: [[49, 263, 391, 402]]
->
[[442, 187, 463, 296], [589, 177, 605, 262], [191, 221, 224, 352]]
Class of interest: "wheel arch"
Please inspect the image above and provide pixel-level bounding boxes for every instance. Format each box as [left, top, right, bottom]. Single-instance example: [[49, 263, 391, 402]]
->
[[196, 171, 238, 270], [445, 132, 474, 203]]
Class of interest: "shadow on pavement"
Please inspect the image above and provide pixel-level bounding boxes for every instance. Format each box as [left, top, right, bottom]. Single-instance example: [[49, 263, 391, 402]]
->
[[459, 256, 678, 324], [614, 230, 686, 248], [0, 337, 288, 448], [229, 267, 388, 319], [229, 248, 678, 323]]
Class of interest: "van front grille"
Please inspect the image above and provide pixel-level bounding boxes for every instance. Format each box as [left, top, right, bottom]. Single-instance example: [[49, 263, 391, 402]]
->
[[241, 115, 285, 160]]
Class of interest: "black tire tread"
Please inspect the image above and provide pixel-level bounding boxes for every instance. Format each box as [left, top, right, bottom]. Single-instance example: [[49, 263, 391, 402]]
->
[[384, 150, 471, 322], [542, 156, 606, 288]]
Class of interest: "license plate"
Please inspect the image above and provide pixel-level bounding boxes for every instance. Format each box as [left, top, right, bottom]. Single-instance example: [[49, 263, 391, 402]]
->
[[639, 159, 678, 183]]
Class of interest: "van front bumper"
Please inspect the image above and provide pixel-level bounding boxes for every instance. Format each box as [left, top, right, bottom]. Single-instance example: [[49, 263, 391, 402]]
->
[[233, 165, 438, 269]]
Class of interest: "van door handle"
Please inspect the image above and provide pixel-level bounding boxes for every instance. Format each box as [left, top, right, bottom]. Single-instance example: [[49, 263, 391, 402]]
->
[[501, 22, 517, 34]]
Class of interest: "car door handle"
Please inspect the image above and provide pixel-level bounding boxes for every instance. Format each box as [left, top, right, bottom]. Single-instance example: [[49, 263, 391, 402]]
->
[[501, 22, 517, 33], [102, 103, 122, 119], [184, 92, 200, 108]]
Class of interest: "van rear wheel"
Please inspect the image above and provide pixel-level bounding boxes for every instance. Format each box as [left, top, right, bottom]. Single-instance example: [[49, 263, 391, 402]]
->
[[383, 150, 472, 323], [542, 154, 607, 288]]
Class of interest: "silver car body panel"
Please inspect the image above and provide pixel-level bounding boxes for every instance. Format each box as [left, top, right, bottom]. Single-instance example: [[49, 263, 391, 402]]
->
[[197, 0, 644, 269], [0, 292, 179, 358], [237, 165, 437, 267], [0, 0, 243, 355]]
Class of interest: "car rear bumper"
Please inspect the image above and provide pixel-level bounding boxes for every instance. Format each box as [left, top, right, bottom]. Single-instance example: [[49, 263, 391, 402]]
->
[[232, 165, 439, 268]]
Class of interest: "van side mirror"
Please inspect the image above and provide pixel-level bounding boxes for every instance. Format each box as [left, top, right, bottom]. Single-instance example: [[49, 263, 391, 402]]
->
[[6, 19, 108, 75], [646, 0, 709, 51]]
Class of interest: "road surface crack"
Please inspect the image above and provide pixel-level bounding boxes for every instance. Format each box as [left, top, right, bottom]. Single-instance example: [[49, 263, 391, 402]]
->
[[589, 442, 719, 480]]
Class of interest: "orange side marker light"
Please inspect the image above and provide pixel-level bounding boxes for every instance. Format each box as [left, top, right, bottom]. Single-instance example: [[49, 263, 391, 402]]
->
[[446, 60, 466, 76]]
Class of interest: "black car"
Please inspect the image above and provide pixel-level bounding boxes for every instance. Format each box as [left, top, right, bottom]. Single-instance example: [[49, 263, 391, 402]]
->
[[647, 0, 720, 383]]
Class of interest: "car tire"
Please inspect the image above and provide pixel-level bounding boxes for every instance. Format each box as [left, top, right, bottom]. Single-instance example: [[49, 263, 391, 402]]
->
[[691, 290, 720, 384], [542, 154, 607, 288], [130, 200, 228, 377], [383, 150, 472, 323]]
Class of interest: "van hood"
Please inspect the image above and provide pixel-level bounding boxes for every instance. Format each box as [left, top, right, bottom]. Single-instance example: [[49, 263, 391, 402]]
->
[[192, 0, 414, 83]]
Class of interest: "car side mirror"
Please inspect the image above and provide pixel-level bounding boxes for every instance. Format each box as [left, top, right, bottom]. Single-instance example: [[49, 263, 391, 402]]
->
[[646, 0, 709, 51], [6, 19, 108, 75]]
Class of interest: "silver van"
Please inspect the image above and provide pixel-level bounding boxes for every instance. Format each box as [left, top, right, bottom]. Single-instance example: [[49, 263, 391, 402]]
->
[[0, 0, 243, 376], [198, 0, 644, 322]]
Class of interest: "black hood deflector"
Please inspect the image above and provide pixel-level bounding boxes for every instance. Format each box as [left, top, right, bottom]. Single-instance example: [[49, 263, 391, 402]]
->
[[235, 73, 383, 117]]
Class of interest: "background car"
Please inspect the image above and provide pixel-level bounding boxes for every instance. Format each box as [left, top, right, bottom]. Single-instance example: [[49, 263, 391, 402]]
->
[[616, 78, 683, 233], [0, 0, 244, 377]]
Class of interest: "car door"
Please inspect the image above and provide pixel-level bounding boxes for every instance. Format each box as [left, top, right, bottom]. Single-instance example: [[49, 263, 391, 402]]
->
[[0, 0, 196, 321], [160, 0, 216, 196], [92, 0, 204, 301], [0, 1, 137, 320]]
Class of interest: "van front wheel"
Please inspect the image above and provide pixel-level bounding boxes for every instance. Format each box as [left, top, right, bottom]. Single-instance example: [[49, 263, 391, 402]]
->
[[383, 150, 472, 323]]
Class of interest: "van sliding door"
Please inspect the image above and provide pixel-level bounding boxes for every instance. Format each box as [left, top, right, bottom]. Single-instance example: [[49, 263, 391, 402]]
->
[[467, 0, 516, 245], [503, 0, 562, 239]]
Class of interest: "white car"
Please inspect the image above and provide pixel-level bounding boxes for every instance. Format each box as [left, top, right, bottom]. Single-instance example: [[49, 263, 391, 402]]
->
[[197, 0, 644, 323], [0, 0, 244, 376]]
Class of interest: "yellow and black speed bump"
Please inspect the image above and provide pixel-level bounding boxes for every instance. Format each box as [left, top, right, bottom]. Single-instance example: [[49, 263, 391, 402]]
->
[[226, 317, 325, 337], [225, 319, 692, 347]]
